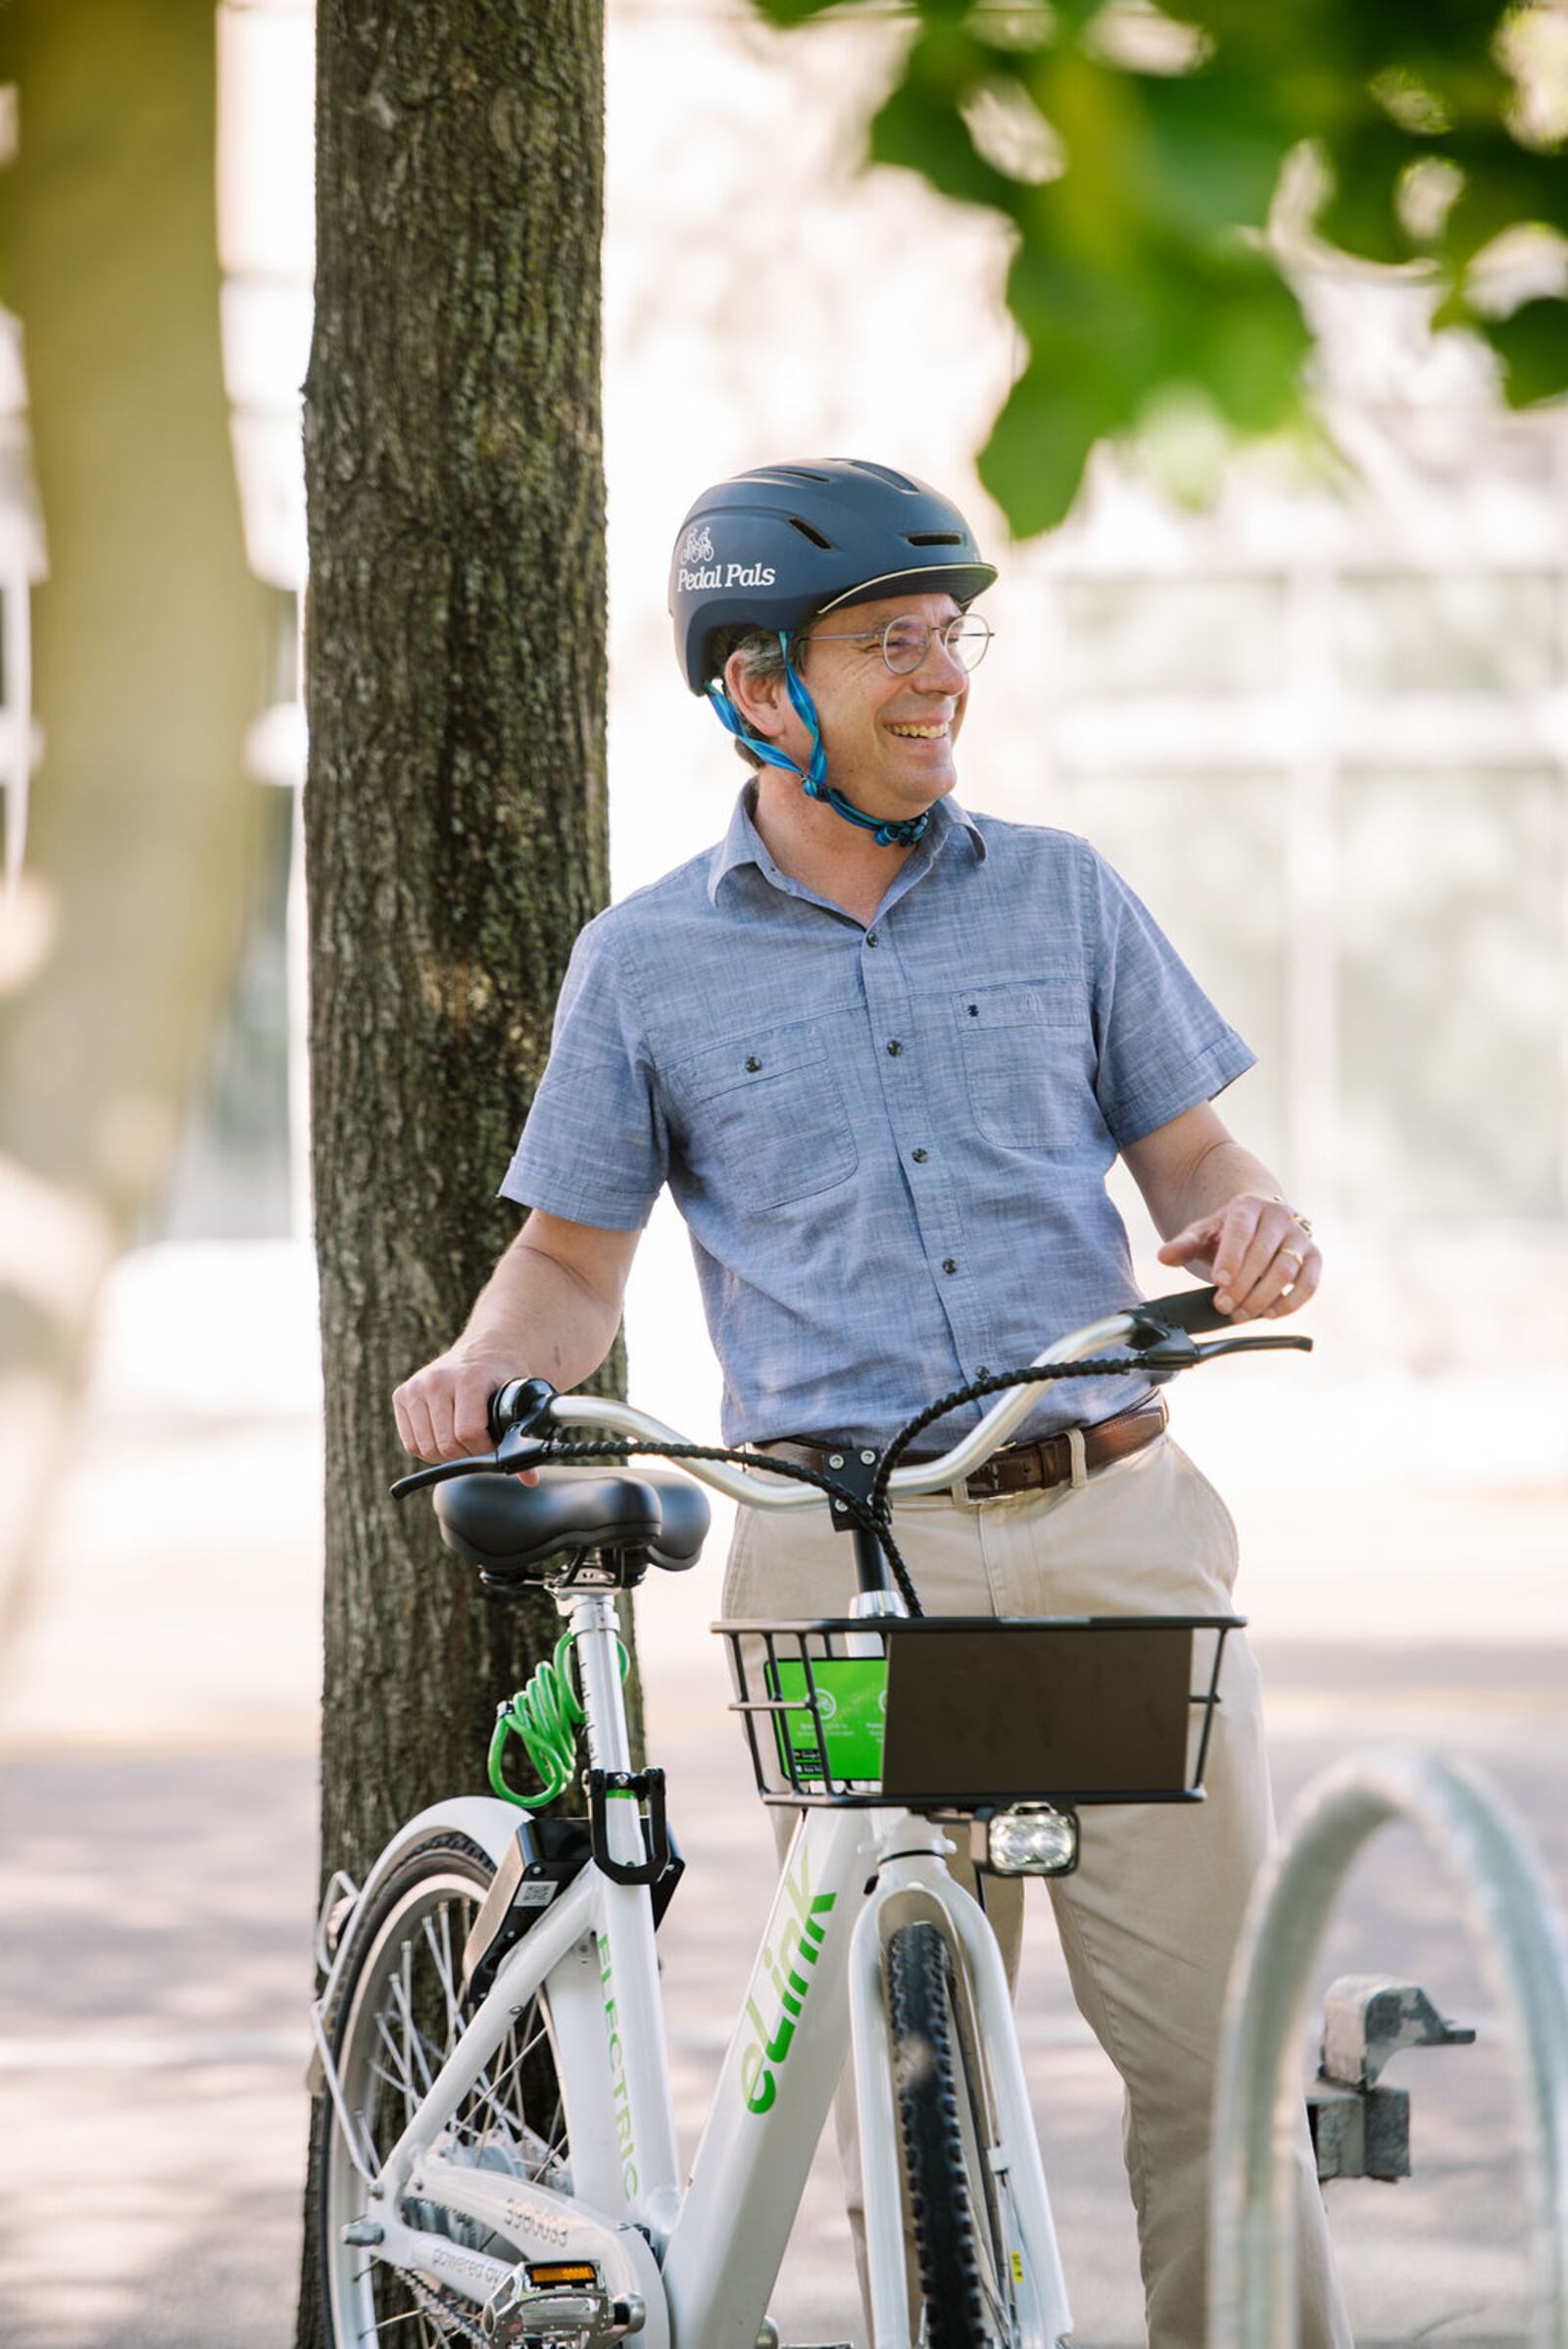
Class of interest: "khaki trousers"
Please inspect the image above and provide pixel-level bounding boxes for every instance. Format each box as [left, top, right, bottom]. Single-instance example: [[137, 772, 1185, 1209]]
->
[[722, 1433, 1351, 2349]]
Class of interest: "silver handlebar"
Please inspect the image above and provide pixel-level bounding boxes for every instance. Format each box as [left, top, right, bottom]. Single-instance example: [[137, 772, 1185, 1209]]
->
[[539, 1306, 1149, 1513]]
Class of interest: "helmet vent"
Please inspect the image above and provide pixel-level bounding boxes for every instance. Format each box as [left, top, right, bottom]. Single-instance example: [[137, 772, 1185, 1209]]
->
[[906, 531, 962, 546], [788, 516, 833, 550], [774, 466, 832, 484]]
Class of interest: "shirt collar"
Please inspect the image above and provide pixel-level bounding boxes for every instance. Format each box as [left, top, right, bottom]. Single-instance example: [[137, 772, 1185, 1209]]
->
[[707, 784, 986, 905]]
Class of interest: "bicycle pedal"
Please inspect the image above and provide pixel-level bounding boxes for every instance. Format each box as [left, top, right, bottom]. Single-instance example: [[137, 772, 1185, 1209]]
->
[[481, 2270, 645, 2346]]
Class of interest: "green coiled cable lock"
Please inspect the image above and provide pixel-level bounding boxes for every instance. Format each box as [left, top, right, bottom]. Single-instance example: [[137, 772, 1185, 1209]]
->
[[489, 1630, 630, 1810]]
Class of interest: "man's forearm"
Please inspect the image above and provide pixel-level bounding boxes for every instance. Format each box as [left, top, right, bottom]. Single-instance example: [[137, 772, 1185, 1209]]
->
[[1155, 1137, 1287, 1241], [458, 1230, 623, 1392]]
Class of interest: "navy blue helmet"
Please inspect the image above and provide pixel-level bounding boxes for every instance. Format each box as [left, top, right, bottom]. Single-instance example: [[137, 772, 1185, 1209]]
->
[[669, 459, 997, 694]]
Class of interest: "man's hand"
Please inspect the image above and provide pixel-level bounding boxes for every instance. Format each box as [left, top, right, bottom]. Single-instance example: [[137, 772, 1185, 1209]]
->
[[391, 1214, 641, 1491], [392, 1349, 538, 1484], [1155, 1193, 1319, 1320]]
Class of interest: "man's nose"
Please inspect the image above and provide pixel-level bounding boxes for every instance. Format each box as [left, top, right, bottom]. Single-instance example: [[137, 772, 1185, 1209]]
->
[[914, 630, 966, 689]]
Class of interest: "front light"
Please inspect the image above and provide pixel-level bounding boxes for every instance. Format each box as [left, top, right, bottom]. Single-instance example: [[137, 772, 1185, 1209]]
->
[[985, 1804, 1079, 1877]]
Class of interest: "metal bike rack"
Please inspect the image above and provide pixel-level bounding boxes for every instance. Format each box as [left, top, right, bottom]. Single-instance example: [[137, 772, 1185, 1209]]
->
[[1207, 1745, 1568, 2349]]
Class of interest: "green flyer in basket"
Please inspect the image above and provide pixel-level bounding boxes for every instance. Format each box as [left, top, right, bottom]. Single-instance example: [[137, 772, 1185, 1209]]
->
[[766, 1656, 888, 1785]]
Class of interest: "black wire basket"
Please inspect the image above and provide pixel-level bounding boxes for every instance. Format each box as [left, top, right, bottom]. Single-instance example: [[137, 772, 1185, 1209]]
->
[[713, 1613, 1244, 1810]]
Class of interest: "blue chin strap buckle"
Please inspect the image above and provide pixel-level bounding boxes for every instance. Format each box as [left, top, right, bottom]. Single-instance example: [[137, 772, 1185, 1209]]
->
[[706, 633, 930, 851]]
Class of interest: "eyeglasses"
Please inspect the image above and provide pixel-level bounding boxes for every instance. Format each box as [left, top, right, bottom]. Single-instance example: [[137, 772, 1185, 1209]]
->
[[803, 612, 994, 676]]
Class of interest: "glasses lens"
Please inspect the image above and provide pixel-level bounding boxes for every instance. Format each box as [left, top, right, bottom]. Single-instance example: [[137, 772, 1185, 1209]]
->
[[881, 620, 929, 675], [945, 618, 992, 671]]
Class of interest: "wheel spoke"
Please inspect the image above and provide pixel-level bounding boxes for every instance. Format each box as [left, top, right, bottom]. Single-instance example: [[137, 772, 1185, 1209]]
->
[[319, 1851, 566, 2348]]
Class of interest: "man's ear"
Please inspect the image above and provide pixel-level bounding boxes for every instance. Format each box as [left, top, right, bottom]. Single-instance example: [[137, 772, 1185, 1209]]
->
[[724, 648, 785, 745]]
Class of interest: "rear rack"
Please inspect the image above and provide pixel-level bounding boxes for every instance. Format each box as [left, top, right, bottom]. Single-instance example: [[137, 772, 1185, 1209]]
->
[[713, 1613, 1243, 1810]]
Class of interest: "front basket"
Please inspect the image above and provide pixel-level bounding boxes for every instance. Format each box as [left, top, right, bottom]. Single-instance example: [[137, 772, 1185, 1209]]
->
[[713, 1613, 1243, 1810]]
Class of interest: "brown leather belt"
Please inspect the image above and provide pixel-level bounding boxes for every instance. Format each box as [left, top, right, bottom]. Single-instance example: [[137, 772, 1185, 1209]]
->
[[756, 1393, 1167, 1501]]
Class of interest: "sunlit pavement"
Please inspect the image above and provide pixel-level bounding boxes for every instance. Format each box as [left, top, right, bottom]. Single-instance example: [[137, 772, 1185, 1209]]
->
[[2, 1244, 1565, 2348]]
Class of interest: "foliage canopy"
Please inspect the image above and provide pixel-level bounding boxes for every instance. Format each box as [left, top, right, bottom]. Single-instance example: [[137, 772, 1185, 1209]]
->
[[751, 0, 1568, 529]]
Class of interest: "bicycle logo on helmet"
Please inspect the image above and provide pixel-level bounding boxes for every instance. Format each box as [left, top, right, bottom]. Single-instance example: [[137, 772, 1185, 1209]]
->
[[681, 523, 715, 565]]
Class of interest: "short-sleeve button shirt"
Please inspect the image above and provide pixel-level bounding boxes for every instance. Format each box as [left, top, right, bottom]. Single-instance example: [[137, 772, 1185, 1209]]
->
[[501, 789, 1254, 1450]]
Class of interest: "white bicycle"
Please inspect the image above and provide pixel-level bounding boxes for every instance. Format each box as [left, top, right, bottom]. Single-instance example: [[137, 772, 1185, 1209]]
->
[[308, 1287, 1301, 2349]]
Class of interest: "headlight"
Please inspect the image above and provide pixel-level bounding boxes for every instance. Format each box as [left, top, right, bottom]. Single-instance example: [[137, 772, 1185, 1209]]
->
[[984, 1804, 1079, 1877]]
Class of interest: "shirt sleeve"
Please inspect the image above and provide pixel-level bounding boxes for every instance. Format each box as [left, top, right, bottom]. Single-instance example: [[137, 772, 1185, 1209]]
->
[[499, 914, 669, 1230], [1079, 842, 1256, 1148]]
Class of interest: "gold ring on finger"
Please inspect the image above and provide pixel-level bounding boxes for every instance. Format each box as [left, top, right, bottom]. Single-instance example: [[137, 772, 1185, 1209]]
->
[[1278, 1248, 1304, 1271]]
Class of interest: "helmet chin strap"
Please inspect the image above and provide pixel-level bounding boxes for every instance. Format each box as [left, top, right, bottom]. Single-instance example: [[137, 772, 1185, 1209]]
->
[[706, 633, 930, 850]]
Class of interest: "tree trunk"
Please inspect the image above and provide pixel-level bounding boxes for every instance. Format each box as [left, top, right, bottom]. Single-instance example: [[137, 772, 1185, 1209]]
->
[[0, 0, 266, 1629], [299, 5, 612, 2330], [306, 0, 611, 1856]]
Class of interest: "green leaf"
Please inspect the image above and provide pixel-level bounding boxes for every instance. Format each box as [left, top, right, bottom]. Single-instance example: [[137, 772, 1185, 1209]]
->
[[1315, 113, 1426, 262], [1131, 66, 1297, 237], [869, 75, 1022, 218], [1486, 295, 1568, 405], [978, 361, 1107, 532], [747, 0, 855, 24], [1442, 133, 1568, 263]]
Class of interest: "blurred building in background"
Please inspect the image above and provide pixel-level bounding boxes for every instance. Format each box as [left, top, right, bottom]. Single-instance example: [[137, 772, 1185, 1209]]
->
[[15, 0, 1562, 1450]]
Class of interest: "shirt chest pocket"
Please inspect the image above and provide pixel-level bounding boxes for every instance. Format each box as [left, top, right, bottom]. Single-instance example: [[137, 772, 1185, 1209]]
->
[[673, 1021, 859, 1212], [955, 977, 1088, 1150]]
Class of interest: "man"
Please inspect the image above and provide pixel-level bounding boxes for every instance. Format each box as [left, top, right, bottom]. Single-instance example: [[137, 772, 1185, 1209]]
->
[[394, 460, 1348, 2345]]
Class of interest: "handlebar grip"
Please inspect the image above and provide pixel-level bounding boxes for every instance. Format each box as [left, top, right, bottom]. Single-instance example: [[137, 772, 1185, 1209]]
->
[[1137, 1285, 1232, 1336]]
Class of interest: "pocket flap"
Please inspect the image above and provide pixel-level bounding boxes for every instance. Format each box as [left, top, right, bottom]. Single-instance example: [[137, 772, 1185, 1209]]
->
[[674, 1022, 828, 1102], [955, 977, 1074, 1030]]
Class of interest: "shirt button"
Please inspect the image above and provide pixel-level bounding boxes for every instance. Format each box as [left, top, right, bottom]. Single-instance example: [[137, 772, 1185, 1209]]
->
[[911, 1148, 929, 1164], [942, 1257, 958, 1275], [886, 1039, 904, 1056], [865, 931, 879, 948], [745, 1055, 761, 1073]]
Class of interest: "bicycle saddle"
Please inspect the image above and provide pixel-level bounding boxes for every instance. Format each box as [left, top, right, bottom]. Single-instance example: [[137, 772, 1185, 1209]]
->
[[434, 1470, 710, 1583]]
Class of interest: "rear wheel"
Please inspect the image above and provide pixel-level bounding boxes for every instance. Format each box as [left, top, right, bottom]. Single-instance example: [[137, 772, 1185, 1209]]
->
[[311, 1832, 570, 2347], [887, 1918, 1027, 2349]]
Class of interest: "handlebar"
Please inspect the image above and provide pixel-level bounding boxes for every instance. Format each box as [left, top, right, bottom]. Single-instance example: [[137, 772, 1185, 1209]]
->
[[390, 1286, 1310, 1507]]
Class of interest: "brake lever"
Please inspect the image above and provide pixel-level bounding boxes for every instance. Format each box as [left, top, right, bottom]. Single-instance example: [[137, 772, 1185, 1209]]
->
[[390, 1453, 496, 1499], [389, 1428, 552, 1500], [1194, 1333, 1313, 1360]]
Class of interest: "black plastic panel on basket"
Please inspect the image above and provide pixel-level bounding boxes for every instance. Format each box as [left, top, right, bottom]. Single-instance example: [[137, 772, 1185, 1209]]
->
[[714, 1614, 1242, 1810]]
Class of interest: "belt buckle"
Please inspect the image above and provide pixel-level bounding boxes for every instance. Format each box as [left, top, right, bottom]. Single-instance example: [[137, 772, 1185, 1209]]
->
[[965, 1452, 1007, 1500]]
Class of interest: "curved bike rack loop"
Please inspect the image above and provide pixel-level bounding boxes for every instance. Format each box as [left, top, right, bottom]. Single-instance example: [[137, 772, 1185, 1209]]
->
[[1208, 1744, 1568, 2349]]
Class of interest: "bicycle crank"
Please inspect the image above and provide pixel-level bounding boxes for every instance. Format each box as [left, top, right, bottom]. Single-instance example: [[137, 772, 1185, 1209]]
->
[[481, 2266, 646, 2347]]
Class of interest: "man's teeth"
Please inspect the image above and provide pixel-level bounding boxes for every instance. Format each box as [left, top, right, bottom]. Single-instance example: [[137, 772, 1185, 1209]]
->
[[889, 723, 948, 738]]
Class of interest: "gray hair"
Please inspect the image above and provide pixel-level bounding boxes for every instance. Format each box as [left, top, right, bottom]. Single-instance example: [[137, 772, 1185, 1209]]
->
[[708, 624, 792, 771]]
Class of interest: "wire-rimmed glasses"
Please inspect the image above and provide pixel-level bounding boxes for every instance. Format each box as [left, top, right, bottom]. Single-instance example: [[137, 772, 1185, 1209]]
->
[[804, 612, 994, 676]]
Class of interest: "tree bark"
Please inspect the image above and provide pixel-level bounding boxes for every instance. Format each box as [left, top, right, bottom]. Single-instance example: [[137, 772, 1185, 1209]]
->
[[304, 0, 612, 1949], [299, 4, 612, 2330]]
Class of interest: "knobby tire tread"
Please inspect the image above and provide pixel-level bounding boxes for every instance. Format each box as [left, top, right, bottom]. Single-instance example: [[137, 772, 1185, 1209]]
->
[[888, 1918, 1000, 2349]]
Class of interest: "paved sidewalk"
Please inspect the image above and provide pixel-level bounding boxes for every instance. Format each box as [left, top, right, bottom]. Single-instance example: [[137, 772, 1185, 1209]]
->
[[3, 1244, 1566, 2347]]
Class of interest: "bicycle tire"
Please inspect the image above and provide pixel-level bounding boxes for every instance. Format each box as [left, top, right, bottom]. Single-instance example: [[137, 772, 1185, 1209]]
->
[[887, 1918, 1023, 2349], [311, 1830, 570, 2348]]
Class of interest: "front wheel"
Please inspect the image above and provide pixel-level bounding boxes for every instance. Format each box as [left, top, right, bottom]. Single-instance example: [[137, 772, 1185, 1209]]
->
[[310, 1830, 571, 2348], [887, 1918, 1033, 2349]]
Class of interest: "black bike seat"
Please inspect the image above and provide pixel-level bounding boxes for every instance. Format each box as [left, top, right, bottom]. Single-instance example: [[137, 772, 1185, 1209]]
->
[[434, 1470, 710, 1582]]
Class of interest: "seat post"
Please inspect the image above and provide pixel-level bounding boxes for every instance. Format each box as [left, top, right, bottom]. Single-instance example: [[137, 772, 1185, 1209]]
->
[[561, 1588, 634, 1779]]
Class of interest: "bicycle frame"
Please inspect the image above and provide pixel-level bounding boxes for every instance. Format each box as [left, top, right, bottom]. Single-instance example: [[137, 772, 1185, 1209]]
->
[[320, 1294, 1284, 2344], [314, 1588, 1075, 2349]]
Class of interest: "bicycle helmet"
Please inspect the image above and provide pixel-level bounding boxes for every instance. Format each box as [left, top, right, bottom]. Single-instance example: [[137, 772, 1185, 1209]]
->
[[669, 460, 997, 848]]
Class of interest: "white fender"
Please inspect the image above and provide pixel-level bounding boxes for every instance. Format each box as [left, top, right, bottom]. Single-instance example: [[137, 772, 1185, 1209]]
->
[[309, 1795, 527, 2086]]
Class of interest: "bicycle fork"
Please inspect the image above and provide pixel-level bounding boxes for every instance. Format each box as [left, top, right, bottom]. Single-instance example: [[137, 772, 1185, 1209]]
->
[[848, 1822, 1075, 2349]]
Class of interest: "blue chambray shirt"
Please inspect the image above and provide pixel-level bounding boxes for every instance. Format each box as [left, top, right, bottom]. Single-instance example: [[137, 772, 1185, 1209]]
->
[[501, 789, 1254, 1450]]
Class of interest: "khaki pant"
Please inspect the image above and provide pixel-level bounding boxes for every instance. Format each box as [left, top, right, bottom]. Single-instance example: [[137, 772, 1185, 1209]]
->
[[722, 1433, 1351, 2349]]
